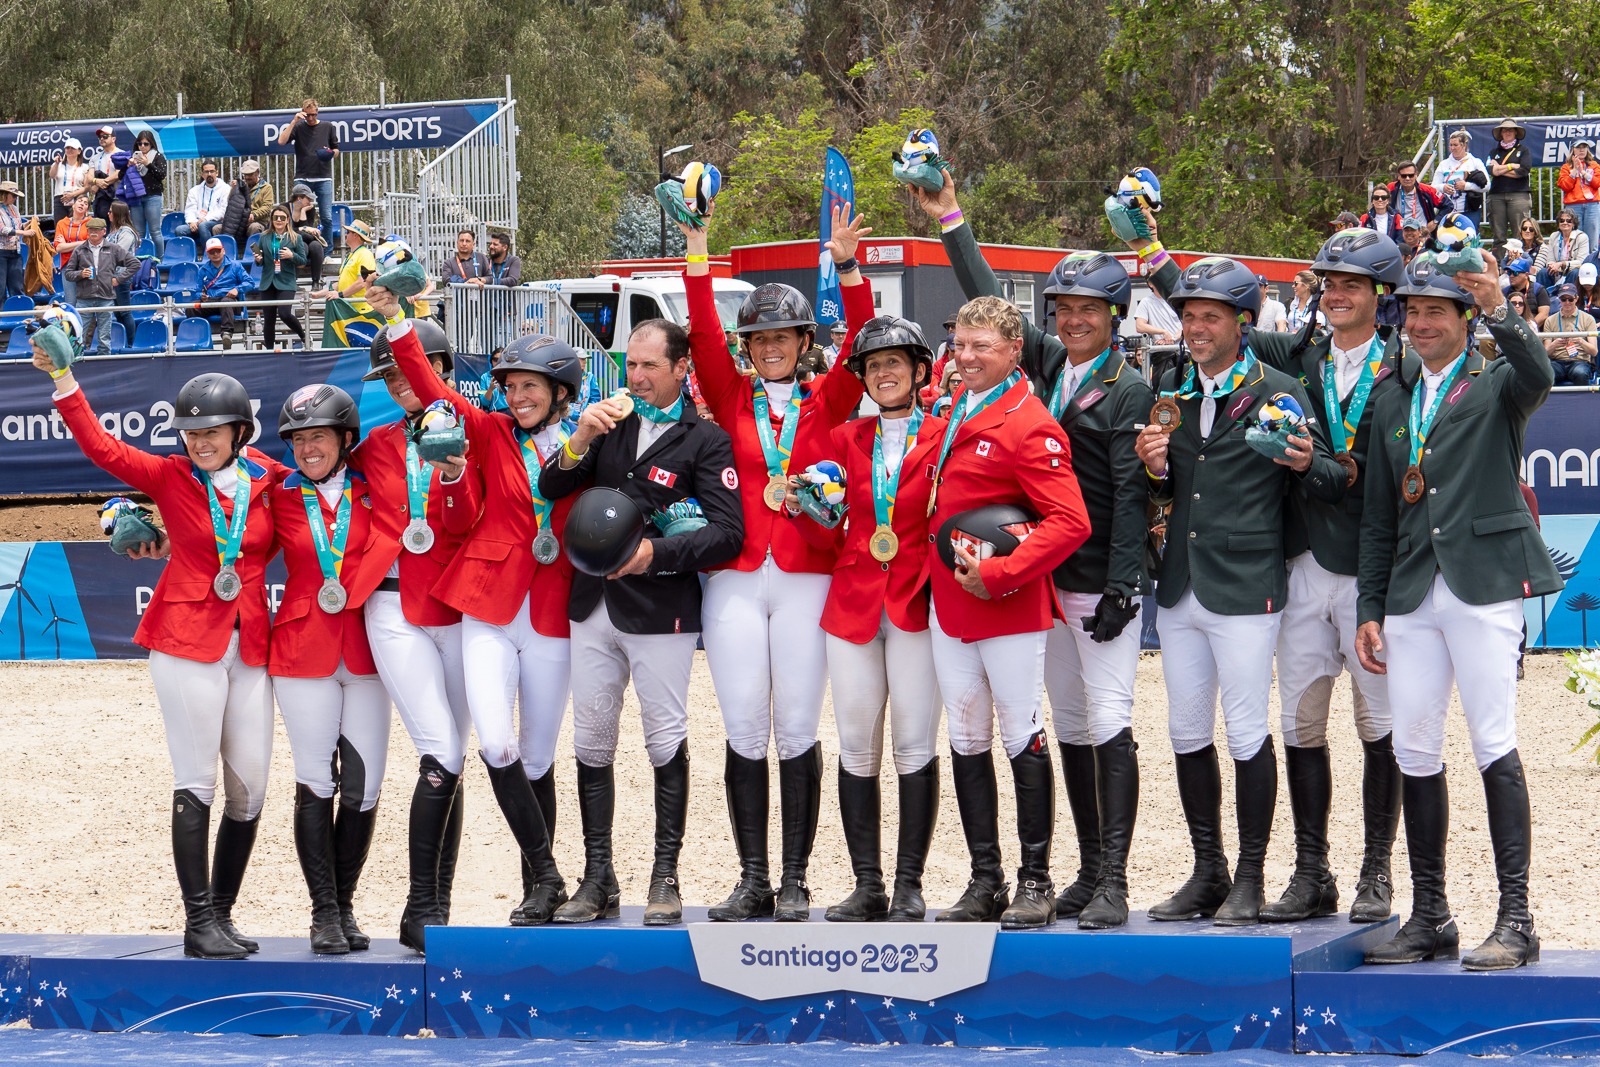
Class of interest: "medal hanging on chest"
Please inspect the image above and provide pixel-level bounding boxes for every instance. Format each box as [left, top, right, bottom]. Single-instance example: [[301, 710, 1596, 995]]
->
[[752, 379, 803, 512], [520, 427, 568, 564], [402, 437, 436, 554], [300, 480, 353, 614], [926, 370, 1022, 517], [204, 460, 251, 602], [870, 409, 923, 562], [1403, 351, 1466, 508], [1325, 335, 1384, 489]]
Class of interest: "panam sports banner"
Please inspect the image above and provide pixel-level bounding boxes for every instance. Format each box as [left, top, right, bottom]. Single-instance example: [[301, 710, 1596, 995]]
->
[[1455, 117, 1600, 170], [0, 103, 501, 167]]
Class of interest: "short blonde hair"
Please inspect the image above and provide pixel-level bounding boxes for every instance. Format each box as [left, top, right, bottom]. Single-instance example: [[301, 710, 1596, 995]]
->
[[955, 295, 1023, 342], [302, 97, 319, 110]]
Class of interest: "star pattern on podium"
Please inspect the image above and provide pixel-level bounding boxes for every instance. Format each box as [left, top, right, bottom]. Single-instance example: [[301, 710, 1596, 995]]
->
[[53, 982, 67, 998], [369, 1006, 381, 1019], [461, 990, 472, 1003], [1321, 1008, 1338, 1026], [1297, 1024, 1308, 1036], [385, 985, 400, 1001]]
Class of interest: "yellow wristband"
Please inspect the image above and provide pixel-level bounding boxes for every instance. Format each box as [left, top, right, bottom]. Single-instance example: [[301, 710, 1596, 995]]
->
[[685, 254, 709, 263], [563, 440, 587, 463], [49, 366, 69, 380], [1137, 241, 1166, 260]]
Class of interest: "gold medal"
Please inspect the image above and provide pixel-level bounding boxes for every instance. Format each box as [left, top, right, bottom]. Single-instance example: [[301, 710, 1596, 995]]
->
[[1335, 452, 1359, 488], [869, 524, 899, 562], [1151, 397, 1182, 433], [1401, 464, 1425, 504], [764, 474, 789, 512]]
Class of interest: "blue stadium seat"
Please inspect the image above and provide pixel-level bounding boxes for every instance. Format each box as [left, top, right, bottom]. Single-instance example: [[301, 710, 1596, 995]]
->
[[161, 236, 196, 270], [6, 327, 32, 354], [243, 233, 261, 261], [159, 212, 185, 239], [164, 262, 200, 294], [174, 317, 212, 352], [108, 322, 128, 353], [331, 204, 353, 240], [136, 238, 156, 259], [216, 235, 237, 260], [129, 319, 170, 353], [129, 291, 162, 323], [1, 295, 33, 324]]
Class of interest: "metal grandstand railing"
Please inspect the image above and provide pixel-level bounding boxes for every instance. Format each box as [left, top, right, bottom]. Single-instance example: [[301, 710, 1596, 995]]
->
[[442, 282, 620, 396]]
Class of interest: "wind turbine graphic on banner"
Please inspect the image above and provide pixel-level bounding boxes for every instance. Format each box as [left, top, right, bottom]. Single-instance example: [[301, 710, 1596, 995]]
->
[[40, 596, 81, 660], [0, 546, 41, 659], [817, 147, 855, 329]]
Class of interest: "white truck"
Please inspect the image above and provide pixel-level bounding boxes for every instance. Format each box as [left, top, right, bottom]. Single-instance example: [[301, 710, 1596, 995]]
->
[[525, 273, 756, 361]]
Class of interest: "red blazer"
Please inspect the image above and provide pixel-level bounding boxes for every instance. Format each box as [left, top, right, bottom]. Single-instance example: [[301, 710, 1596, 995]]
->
[[54, 387, 277, 666], [801, 414, 946, 644], [267, 468, 387, 678], [688, 270, 873, 574], [352, 420, 484, 628], [391, 323, 575, 634], [927, 378, 1092, 641]]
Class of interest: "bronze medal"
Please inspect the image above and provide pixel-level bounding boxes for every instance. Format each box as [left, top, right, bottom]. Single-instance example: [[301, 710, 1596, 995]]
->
[[869, 525, 900, 563], [764, 474, 789, 512], [1401, 464, 1425, 504], [1151, 397, 1182, 434], [1335, 452, 1359, 488]]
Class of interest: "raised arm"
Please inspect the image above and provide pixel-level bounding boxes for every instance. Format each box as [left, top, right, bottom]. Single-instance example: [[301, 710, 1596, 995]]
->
[[41, 366, 170, 494]]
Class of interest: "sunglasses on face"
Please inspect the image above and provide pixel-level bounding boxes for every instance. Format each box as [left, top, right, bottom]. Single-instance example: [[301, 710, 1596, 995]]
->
[[1562, 295, 1578, 301], [1372, 196, 1389, 202]]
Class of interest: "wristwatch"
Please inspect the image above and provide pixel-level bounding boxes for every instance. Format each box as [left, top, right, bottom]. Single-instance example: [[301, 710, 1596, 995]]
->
[[1486, 301, 1509, 324]]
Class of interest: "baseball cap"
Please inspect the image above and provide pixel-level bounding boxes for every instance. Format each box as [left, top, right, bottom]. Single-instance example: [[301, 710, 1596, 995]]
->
[[1558, 283, 1579, 298], [1255, 273, 1269, 285], [94, 125, 113, 137], [1576, 138, 1595, 150], [205, 237, 224, 252], [63, 137, 81, 151], [1582, 263, 1598, 286], [1507, 256, 1532, 275], [240, 160, 261, 174]]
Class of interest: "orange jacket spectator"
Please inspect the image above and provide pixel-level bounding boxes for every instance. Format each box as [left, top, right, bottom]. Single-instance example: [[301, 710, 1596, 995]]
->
[[1558, 145, 1600, 205]]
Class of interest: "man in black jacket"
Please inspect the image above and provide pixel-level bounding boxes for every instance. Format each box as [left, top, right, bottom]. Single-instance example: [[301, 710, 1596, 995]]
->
[[540, 318, 744, 926]]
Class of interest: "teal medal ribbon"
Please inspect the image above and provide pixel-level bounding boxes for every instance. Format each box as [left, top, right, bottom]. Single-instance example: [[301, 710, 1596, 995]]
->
[[633, 394, 684, 425], [1047, 347, 1111, 421], [1324, 333, 1384, 486], [1402, 349, 1468, 504], [752, 379, 804, 510], [927, 369, 1022, 515], [401, 436, 436, 554], [520, 426, 569, 563], [1168, 347, 1256, 402], [203, 459, 250, 601], [300, 478, 353, 613], [869, 408, 924, 561]]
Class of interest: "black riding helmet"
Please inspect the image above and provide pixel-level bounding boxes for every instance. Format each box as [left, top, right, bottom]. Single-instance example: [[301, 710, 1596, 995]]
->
[[1168, 256, 1263, 320], [845, 315, 933, 377], [1395, 257, 1476, 309], [1042, 251, 1133, 315], [736, 283, 816, 337], [563, 487, 646, 576], [492, 333, 586, 396], [278, 383, 361, 440], [1312, 228, 1406, 289], [173, 373, 253, 430], [364, 319, 454, 381]]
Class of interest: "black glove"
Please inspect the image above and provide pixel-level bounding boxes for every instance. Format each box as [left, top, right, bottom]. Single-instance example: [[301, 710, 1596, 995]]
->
[[1081, 592, 1140, 644]]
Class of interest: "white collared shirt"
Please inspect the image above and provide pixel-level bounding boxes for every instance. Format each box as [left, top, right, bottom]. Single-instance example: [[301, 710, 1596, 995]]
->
[[763, 378, 795, 419], [1329, 331, 1377, 399], [879, 412, 912, 471], [961, 380, 1003, 418], [636, 415, 672, 459], [314, 468, 347, 508], [1420, 355, 1465, 412], [1197, 369, 1228, 436]]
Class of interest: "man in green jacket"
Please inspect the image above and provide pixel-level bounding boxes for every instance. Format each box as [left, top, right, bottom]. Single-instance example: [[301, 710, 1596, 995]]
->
[[914, 172, 1151, 929], [1356, 254, 1562, 971], [1134, 256, 1346, 927]]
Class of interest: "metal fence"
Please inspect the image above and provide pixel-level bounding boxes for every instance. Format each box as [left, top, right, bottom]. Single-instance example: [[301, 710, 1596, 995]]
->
[[442, 282, 620, 395]]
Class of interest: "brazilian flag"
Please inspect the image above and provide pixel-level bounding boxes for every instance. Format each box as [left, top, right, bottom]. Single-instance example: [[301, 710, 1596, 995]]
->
[[322, 297, 419, 349]]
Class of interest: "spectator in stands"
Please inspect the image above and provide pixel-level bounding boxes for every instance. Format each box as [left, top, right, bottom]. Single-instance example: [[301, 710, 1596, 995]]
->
[[277, 98, 339, 244], [0, 181, 24, 305], [1486, 118, 1533, 251], [1399, 223, 1424, 264], [1285, 269, 1325, 333], [822, 320, 847, 366], [220, 160, 273, 248], [1330, 210, 1361, 230], [1430, 129, 1488, 228], [441, 229, 491, 286], [49, 138, 91, 223], [1256, 274, 1288, 330], [88, 126, 122, 220], [191, 237, 252, 350], [1508, 291, 1527, 319], [1504, 256, 1551, 328], [65, 217, 138, 355], [254, 205, 308, 349], [1134, 289, 1181, 345], [1543, 283, 1598, 385], [1387, 161, 1442, 233], [486, 229, 522, 287], [1519, 217, 1543, 263], [1535, 210, 1589, 290], [127, 133, 167, 254], [1558, 138, 1600, 252], [478, 347, 510, 413], [107, 200, 140, 337], [1359, 186, 1402, 240], [179, 161, 229, 247], [54, 195, 92, 304], [311, 218, 376, 312], [1580, 263, 1600, 319], [288, 183, 326, 288]]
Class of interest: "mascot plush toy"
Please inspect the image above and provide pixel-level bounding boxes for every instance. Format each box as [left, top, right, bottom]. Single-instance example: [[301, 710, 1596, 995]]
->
[[1104, 167, 1162, 242], [412, 399, 466, 462], [651, 497, 709, 537], [795, 460, 847, 528], [892, 128, 948, 192], [654, 161, 722, 232], [1244, 392, 1309, 460], [362, 236, 428, 303], [29, 303, 85, 371], [100, 497, 162, 557], [1425, 212, 1486, 276]]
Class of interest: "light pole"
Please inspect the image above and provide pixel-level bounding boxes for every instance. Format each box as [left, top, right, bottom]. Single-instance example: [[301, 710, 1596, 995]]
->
[[658, 142, 694, 257]]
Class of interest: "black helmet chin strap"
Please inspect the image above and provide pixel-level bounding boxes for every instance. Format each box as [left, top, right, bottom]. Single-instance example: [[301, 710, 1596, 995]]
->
[[876, 397, 914, 414]]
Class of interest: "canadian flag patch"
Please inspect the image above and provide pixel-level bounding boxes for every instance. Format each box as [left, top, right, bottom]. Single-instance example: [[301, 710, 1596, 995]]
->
[[975, 440, 992, 458], [649, 466, 678, 488]]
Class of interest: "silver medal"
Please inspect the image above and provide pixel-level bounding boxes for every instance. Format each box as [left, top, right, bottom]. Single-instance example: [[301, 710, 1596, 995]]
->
[[213, 564, 241, 602], [317, 577, 349, 614], [403, 519, 436, 554], [533, 529, 560, 565]]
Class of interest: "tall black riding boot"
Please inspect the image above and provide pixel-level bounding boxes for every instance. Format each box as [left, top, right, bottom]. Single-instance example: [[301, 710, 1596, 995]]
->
[[172, 790, 247, 960], [399, 756, 459, 953], [1053, 741, 1101, 919], [887, 757, 939, 922], [1462, 751, 1539, 970], [1349, 734, 1402, 922], [1078, 728, 1140, 929], [1001, 734, 1056, 929], [1260, 743, 1338, 921], [553, 761, 621, 923], [826, 764, 888, 922], [1215, 736, 1278, 926], [1365, 769, 1459, 963], [1149, 745, 1232, 920], [293, 784, 349, 954], [644, 742, 690, 926], [437, 777, 464, 924], [708, 745, 775, 921], [210, 811, 261, 953], [484, 756, 567, 926], [512, 768, 558, 924], [774, 742, 823, 922], [937, 750, 1010, 922], [333, 799, 378, 950]]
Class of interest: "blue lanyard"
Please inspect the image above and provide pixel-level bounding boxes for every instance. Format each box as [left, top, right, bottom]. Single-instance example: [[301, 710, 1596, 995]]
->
[[1324, 333, 1384, 454], [299, 481, 352, 582], [202, 460, 250, 567], [1047, 347, 1111, 420], [1408, 351, 1468, 467], [518, 427, 569, 530], [872, 408, 924, 528], [404, 438, 433, 525], [751, 379, 803, 477]]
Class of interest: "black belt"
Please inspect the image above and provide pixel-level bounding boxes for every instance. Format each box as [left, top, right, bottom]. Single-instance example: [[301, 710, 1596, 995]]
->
[[377, 577, 402, 593]]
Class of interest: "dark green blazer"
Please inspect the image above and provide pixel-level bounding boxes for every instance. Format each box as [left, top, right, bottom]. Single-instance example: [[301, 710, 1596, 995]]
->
[[1357, 310, 1563, 624]]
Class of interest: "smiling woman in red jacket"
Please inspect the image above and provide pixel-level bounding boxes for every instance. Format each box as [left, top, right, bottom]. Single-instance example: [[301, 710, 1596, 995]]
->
[[787, 315, 947, 925], [381, 315, 582, 928], [682, 206, 876, 923], [268, 384, 393, 956], [38, 353, 274, 962]]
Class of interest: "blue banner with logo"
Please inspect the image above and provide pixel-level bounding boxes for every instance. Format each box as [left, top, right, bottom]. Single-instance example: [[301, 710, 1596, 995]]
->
[[816, 147, 854, 328], [1452, 117, 1600, 171], [0, 103, 500, 167]]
